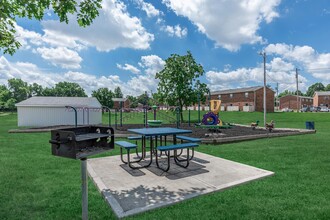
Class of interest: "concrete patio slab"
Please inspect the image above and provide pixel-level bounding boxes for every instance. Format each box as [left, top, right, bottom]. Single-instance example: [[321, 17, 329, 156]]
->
[[87, 152, 274, 218]]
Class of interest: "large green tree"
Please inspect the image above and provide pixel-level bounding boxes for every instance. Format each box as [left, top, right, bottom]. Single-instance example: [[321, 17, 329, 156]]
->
[[29, 83, 44, 97], [278, 90, 304, 98], [155, 51, 209, 121], [42, 87, 56, 96], [1, 0, 102, 55], [137, 92, 149, 106], [7, 78, 30, 102], [325, 84, 330, 91], [92, 88, 114, 108], [0, 84, 12, 110], [126, 95, 138, 108], [114, 87, 123, 98], [306, 82, 325, 97], [278, 90, 293, 98], [52, 81, 87, 97]]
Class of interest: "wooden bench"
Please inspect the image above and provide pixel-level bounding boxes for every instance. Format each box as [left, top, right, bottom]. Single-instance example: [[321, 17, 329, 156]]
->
[[156, 143, 199, 172]]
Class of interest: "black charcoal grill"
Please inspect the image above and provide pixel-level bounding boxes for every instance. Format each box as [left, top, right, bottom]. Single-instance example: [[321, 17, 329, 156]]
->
[[49, 124, 114, 220], [50, 126, 114, 159]]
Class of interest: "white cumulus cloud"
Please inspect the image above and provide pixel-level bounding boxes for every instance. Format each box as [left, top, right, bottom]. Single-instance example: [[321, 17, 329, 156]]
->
[[41, 0, 154, 52], [265, 43, 330, 83], [134, 0, 161, 17], [206, 57, 307, 92], [139, 55, 165, 76], [117, 63, 141, 74], [36, 47, 82, 69], [162, 0, 281, 51], [0, 55, 165, 96], [162, 25, 188, 38]]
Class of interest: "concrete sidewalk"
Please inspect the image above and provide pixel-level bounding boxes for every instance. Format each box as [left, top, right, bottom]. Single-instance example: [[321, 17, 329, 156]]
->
[[87, 152, 274, 218]]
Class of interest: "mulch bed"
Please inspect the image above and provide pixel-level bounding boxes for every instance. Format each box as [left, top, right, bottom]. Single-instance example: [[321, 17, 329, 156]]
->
[[114, 123, 294, 139]]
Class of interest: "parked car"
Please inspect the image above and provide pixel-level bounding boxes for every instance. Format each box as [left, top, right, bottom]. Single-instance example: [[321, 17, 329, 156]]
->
[[311, 106, 321, 112], [281, 108, 293, 112], [300, 106, 311, 112], [319, 106, 329, 112]]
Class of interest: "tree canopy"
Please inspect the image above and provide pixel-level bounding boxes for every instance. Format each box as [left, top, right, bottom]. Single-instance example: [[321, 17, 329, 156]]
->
[[52, 81, 87, 97], [325, 84, 330, 91], [0, 0, 102, 55], [136, 92, 150, 106], [0, 84, 12, 110], [126, 95, 138, 108], [278, 89, 304, 98], [92, 88, 114, 108], [155, 51, 209, 121], [7, 78, 30, 102], [306, 82, 325, 97], [114, 87, 123, 98]]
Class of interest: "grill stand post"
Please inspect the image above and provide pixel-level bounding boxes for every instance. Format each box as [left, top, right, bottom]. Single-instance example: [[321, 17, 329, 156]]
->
[[81, 158, 88, 220]]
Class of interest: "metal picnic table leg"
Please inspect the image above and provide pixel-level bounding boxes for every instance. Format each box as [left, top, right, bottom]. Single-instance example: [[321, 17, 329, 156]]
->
[[174, 148, 190, 168], [156, 149, 170, 172], [142, 136, 146, 158]]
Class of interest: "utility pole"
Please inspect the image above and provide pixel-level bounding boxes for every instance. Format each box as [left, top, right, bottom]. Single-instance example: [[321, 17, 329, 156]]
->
[[276, 82, 279, 109], [259, 52, 267, 126], [296, 68, 299, 112]]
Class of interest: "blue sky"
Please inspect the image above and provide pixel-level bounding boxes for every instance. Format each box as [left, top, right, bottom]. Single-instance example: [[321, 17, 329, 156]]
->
[[1, 0, 330, 96]]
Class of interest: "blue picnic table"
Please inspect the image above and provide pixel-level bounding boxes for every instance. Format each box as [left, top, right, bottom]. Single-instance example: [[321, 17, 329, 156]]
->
[[126, 127, 197, 171]]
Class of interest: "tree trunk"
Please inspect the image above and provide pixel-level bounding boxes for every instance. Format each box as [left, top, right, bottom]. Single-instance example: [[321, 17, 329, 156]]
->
[[179, 103, 184, 123]]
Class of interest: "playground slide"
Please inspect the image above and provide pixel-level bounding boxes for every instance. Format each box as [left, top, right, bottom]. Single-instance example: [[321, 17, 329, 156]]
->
[[210, 100, 221, 115]]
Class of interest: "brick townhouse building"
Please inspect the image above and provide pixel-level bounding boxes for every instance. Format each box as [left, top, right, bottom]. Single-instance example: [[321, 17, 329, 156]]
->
[[279, 95, 313, 110], [112, 98, 130, 109], [313, 91, 330, 107], [209, 86, 275, 112]]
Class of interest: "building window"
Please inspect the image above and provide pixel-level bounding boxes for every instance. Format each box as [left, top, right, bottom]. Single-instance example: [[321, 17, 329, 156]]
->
[[230, 93, 233, 98], [245, 92, 248, 98]]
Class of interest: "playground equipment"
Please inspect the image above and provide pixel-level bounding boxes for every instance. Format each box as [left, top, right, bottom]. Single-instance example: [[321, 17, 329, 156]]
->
[[201, 100, 223, 126], [196, 100, 232, 130], [147, 105, 163, 127], [202, 100, 222, 126]]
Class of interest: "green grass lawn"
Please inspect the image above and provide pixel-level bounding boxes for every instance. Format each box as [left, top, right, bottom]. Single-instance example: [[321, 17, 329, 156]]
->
[[1, 111, 330, 219]]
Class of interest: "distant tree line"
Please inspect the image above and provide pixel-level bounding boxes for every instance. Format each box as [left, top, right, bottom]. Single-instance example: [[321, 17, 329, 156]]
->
[[0, 78, 126, 111], [0, 78, 163, 111], [278, 82, 330, 98], [0, 52, 229, 122]]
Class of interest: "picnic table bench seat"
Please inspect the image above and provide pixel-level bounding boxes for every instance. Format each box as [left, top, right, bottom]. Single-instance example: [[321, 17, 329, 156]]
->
[[157, 143, 199, 151], [176, 135, 201, 143], [115, 141, 137, 149], [127, 136, 150, 140], [115, 141, 151, 169], [156, 142, 199, 172]]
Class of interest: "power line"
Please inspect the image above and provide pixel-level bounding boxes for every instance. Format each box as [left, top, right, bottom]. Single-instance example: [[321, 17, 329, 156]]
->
[[266, 73, 278, 83], [304, 67, 330, 71]]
